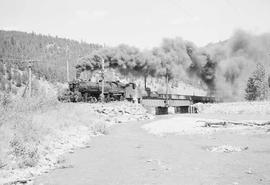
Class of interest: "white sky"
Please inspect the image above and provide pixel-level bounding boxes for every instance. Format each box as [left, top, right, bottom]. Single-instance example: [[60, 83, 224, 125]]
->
[[1, 0, 270, 49]]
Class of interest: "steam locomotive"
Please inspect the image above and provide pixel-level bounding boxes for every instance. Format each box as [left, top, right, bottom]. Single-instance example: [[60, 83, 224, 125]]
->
[[58, 79, 215, 104], [58, 79, 137, 103]]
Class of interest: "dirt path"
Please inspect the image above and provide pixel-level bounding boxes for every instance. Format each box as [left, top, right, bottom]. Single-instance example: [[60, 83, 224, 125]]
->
[[34, 116, 270, 185]]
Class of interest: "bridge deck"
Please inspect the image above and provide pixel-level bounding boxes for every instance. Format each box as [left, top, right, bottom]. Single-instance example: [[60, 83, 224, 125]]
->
[[141, 98, 191, 107]]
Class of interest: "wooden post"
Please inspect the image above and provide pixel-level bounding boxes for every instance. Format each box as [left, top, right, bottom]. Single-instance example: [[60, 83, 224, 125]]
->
[[101, 43, 106, 102], [165, 68, 169, 107], [66, 59, 69, 82], [144, 75, 147, 90], [28, 61, 32, 97], [66, 46, 70, 82], [101, 58, 105, 102]]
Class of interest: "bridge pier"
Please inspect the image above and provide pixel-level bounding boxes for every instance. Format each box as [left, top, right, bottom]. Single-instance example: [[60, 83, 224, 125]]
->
[[145, 105, 198, 115], [188, 105, 197, 113], [174, 106, 189, 113], [155, 106, 168, 115]]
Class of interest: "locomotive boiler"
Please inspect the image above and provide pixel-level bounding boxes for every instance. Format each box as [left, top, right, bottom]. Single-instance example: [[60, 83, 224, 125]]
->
[[58, 79, 137, 103]]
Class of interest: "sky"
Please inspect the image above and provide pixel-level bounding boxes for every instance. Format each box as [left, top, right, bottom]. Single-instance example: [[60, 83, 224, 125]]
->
[[0, 0, 270, 49]]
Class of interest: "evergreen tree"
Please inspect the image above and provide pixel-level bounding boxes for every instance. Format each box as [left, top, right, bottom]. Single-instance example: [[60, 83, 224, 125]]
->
[[245, 63, 268, 101], [245, 77, 257, 101]]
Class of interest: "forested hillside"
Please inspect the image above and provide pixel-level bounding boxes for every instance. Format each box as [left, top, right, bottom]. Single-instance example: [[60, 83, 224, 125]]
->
[[1, 29, 270, 100], [0, 30, 101, 82]]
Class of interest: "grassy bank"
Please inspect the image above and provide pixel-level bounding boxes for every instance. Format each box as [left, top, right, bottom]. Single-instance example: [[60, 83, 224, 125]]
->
[[0, 95, 97, 183], [0, 93, 153, 184]]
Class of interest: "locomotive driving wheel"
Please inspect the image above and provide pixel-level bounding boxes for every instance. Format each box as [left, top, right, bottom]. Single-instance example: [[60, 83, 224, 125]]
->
[[89, 97, 98, 103], [104, 95, 110, 102], [92, 97, 97, 103], [120, 95, 124, 101], [83, 93, 87, 102], [74, 91, 82, 102]]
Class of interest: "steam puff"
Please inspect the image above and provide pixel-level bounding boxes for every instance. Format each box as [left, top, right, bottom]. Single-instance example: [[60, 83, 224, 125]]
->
[[77, 30, 270, 101], [206, 30, 270, 101]]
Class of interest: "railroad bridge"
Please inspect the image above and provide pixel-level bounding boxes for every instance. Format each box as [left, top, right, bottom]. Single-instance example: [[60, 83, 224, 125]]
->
[[141, 93, 215, 115]]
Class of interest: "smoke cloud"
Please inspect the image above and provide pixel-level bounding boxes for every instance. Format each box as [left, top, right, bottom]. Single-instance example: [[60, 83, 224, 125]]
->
[[205, 30, 270, 101]]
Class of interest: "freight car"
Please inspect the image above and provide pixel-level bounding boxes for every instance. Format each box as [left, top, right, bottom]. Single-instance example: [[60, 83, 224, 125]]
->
[[58, 79, 137, 103], [144, 88, 215, 103]]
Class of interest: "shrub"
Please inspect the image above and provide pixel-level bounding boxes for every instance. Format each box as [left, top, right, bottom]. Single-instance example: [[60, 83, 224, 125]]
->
[[6, 65, 12, 81], [0, 158, 6, 169], [1, 94, 58, 169], [13, 70, 22, 87], [0, 92, 12, 108], [21, 72, 28, 85], [0, 79, 63, 177], [10, 133, 40, 168], [11, 86, 18, 94], [31, 79, 40, 95], [7, 70, 12, 81], [0, 79, 6, 91], [0, 63, 4, 75], [92, 121, 109, 135], [6, 81, 12, 92]]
